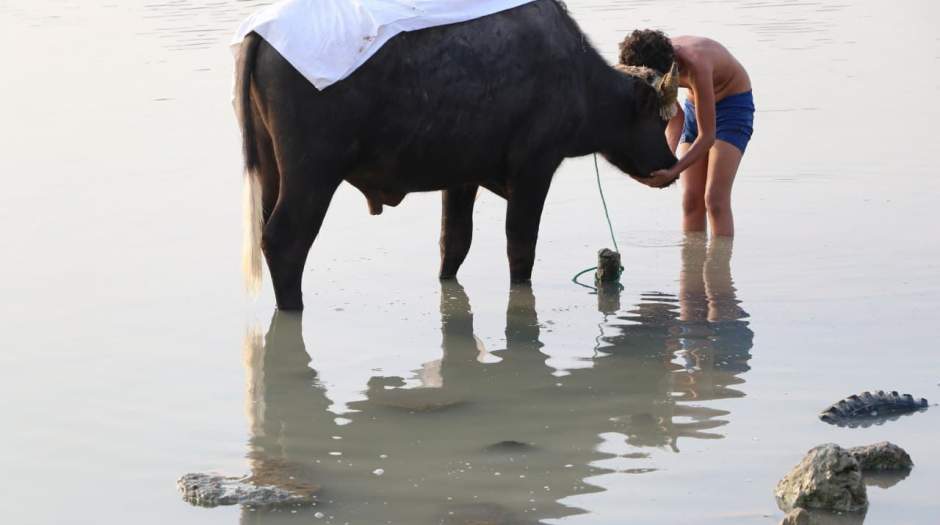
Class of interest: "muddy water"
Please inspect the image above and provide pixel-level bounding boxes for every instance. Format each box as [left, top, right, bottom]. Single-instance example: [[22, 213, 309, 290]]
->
[[2, 1, 939, 524]]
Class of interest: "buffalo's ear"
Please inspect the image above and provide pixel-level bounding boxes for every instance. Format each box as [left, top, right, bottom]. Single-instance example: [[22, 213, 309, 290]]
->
[[615, 68, 661, 118], [630, 77, 660, 118]]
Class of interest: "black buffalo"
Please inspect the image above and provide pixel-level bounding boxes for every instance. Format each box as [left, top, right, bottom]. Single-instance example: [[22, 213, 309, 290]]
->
[[235, 0, 678, 310]]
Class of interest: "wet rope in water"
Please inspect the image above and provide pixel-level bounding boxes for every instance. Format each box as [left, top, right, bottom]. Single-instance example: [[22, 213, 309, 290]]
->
[[571, 266, 599, 290], [571, 153, 622, 290]]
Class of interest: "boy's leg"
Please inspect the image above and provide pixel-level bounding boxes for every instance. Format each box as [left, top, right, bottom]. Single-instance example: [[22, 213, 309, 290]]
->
[[703, 236, 736, 322], [678, 143, 709, 233], [679, 232, 708, 322], [704, 140, 743, 237]]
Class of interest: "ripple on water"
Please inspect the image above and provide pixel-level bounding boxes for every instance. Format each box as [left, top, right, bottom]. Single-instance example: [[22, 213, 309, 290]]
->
[[140, 0, 273, 51]]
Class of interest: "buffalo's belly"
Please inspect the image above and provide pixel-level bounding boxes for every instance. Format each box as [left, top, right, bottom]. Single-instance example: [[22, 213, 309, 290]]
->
[[348, 127, 512, 192], [347, 154, 504, 194]]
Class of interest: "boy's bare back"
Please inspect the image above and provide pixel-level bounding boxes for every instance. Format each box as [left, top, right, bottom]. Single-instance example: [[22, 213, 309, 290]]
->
[[671, 36, 751, 103]]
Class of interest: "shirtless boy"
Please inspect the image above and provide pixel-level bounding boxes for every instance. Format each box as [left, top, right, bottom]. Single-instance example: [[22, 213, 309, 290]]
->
[[619, 30, 754, 237]]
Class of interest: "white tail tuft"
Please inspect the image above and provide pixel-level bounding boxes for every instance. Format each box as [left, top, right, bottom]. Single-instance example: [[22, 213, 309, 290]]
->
[[242, 324, 265, 435], [242, 172, 263, 295]]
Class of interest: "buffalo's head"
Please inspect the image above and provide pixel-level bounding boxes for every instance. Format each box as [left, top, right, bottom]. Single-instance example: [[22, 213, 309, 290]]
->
[[599, 63, 680, 188]]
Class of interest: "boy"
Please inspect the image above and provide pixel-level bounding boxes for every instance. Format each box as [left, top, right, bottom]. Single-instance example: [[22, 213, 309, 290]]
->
[[620, 30, 754, 237]]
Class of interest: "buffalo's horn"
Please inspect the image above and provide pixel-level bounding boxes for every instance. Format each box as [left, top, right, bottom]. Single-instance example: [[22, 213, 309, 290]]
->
[[655, 62, 678, 94], [665, 62, 679, 91], [653, 71, 667, 93]]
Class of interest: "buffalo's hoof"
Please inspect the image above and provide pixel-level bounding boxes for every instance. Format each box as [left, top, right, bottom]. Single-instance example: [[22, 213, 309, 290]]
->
[[275, 297, 304, 311]]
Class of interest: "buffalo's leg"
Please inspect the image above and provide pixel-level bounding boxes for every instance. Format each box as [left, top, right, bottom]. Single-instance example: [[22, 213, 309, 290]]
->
[[262, 157, 342, 311], [439, 184, 478, 279], [505, 171, 554, 283]]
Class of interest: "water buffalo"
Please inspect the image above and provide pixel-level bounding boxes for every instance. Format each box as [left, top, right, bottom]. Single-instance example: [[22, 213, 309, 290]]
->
[[235, 0, 678, 310]]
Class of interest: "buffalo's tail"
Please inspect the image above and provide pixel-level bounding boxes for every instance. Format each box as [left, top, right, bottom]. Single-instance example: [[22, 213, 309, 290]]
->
[[235, 33, 263, 295]]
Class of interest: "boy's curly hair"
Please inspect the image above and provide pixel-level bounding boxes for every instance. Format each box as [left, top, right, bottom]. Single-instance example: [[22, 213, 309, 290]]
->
[[618, 29, 675, 75]]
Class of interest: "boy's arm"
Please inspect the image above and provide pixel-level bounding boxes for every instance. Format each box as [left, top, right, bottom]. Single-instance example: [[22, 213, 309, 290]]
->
[[654, 62, 716, 178], [665, 102, 684, 153]]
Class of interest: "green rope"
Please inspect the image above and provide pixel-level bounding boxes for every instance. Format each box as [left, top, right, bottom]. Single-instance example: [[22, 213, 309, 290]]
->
[[571, 153, 622, 290], [594, 153, 619, 253]]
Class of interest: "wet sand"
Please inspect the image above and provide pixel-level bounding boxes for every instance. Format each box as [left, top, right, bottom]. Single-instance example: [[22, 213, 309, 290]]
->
[[1, 1, 939, 523]]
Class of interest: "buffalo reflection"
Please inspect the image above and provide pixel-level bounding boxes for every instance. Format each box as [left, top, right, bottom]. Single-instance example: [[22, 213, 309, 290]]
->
[[239, 237, 752, 524]]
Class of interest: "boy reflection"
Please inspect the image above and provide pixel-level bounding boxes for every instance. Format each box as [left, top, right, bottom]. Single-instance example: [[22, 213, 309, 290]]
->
[[590, 234, 752, 449], [673, 234, 752, 389]]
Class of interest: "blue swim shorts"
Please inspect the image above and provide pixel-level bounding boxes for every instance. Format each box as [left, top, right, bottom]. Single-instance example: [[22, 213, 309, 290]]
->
[[680, 91, 755, 153]]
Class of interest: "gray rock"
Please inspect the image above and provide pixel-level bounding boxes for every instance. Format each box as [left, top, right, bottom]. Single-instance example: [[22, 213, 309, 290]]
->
[[595, 249, 622, 283], [780, 508, 811, 525], [849, 441, 913, 471], [775, 444, 867, 513], [177, 473, 318, 508]]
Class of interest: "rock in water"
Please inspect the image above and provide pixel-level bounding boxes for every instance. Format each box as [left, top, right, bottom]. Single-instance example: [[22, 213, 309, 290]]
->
[[177, 473, 318, 508], [848, 442, 913, 471], [595, 248, 622, 283], [775, 444, 867, 513], [819, 390, 927, 427]]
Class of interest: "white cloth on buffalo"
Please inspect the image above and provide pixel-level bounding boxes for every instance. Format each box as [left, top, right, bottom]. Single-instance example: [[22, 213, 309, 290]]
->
[[232, 0, 536, 90]]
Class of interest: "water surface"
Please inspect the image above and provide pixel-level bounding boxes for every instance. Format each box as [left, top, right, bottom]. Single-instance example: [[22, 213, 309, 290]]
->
[[2, 1, 939, 524]]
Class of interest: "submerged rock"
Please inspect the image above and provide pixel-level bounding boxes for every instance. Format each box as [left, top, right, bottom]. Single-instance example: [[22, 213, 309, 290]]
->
[[371, 388, 469, 413], [863, 469, 911, 489], [596, 281, 622, 315], [482, 440, 536, 453], [177, 473, 318, 508], [848, 441, 913, 471], [778, 507, 866, 525], [819, 391, 927, 427], [439, 502, 533, 525], [775, 444, 867, 513], [780, 508, 811, 525]]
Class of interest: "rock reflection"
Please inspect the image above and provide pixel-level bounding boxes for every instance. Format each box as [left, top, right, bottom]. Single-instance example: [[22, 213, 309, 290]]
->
[[239, 237, 752, 523]]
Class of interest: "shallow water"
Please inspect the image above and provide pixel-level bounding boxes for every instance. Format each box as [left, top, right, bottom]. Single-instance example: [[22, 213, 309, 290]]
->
[[2, 1, 939, 524]]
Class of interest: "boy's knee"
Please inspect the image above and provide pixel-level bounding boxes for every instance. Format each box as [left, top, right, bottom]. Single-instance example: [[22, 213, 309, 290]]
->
[[705, 192, 730, 216], [682, 194, 705, 216]]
